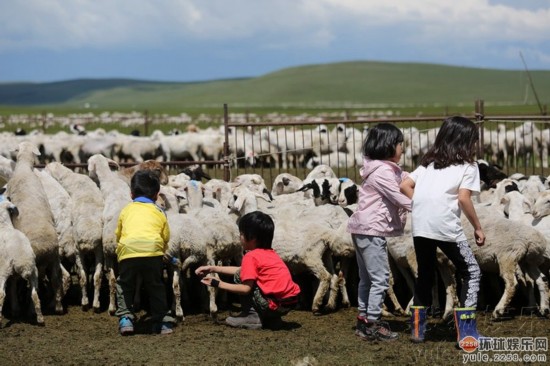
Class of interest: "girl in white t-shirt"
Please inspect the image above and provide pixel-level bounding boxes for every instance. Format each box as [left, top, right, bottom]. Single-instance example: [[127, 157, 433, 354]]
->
[[400, 116, 486, 345]]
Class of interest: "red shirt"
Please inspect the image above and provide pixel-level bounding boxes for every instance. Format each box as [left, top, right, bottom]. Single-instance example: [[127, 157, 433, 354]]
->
[[240, 248, 301, 299]]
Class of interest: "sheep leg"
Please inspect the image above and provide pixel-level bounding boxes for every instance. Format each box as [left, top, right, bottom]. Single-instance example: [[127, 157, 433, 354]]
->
[[323, 253, 339, 311], [517, 264, 537, 312], [326, 274, 339, 311], [338, 257, 351, 308], [28, 270, 44, 325], [74, 251, 89, 310], [92, 247, 104, 312], [7, 276, 20, 318], [386, 269, 406, 316], [61, 263, 71, 296], [0, 277, 5, 326], [437, 263, 458, 321], [387, 257, 407, 315], [105, 256, 117, 315], [307, 259, 332, 314], [49, 259, 65, 314], [172, 267, 183, 320], [206, 250, 218, 318], [108, 267, 117, 315], [493, 259, 518, 318], [522, 264, 549, 316], [173, 255, 198, 321]]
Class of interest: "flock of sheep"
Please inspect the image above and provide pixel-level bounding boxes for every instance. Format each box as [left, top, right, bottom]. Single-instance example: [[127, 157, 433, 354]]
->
[[2, 119, 550, 328], [2, 117, 549, 176]]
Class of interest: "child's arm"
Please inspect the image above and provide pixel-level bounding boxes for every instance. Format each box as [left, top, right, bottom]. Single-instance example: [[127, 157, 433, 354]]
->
[[201, 276, 253, 295], [458, 188, 485, 246], [195, 265, 239, 277], [400, 177, 415, 199]]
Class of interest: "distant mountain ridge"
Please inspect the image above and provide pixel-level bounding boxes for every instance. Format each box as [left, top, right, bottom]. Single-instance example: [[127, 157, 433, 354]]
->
[[1, 61, 549, 109]]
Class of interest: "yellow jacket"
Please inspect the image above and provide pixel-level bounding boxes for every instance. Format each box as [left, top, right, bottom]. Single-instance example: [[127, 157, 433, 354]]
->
[[115, 200, 170, 262]]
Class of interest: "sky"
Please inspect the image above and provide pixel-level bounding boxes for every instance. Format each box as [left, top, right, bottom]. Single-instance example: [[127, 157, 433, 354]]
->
[[1, 0, 550, 83]]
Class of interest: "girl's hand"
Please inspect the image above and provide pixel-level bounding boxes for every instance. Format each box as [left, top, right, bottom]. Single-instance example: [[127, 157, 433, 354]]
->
[[474, 228, 485, 246], [195, 265, 212, 277]]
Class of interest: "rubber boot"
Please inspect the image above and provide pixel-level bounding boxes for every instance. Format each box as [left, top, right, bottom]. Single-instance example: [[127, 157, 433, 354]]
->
[[454, 307, 481, 346], [410, 306, 427, 343]]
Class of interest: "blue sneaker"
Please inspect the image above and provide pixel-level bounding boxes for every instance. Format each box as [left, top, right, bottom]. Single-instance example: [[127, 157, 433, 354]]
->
[[119, 316, 134, 336]]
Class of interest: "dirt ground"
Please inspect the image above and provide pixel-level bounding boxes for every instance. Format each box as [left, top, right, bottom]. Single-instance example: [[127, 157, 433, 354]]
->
[[1, 291, 550, 366]]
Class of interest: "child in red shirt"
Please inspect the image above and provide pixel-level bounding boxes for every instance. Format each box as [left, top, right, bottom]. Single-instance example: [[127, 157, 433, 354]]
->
[[195, 211, 300, 329]]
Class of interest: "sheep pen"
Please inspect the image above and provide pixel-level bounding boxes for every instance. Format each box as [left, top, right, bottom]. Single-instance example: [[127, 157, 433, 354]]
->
[[1, 141, 550, 364]]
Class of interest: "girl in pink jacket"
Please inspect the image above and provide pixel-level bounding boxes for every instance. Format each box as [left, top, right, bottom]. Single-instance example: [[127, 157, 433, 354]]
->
[[347, 123, 411, 342]]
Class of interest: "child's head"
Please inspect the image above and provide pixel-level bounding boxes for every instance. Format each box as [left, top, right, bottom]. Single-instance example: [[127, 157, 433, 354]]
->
[[421, 116, 479, 169], [130, 170, 161, 200], [362, 123, 404, 161], [238, 211, 274, 249]]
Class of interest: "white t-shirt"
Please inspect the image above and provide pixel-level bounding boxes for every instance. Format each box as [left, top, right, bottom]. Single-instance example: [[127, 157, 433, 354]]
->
[[408, 162, 480, 242]]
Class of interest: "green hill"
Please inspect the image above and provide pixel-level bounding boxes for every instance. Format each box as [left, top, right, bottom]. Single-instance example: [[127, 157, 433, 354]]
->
[[1, 61, 549, 113]]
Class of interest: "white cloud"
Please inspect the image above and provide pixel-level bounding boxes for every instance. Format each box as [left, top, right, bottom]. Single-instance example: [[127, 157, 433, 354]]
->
[[0, 0, 550, 71], [0, 0, 549, 59]]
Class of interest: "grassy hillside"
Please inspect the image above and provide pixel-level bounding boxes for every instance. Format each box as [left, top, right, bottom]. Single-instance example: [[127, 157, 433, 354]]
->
[[1, 61, 549, 114]]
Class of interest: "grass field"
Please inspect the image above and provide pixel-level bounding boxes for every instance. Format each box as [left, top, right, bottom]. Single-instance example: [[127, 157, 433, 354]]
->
[[1, 61, 549, 118]]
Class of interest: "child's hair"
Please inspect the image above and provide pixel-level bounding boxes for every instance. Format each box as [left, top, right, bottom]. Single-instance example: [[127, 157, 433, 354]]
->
[[238, 211, 275, 249], [420, 116, 479, 169], [362, 123, 404, 160], [130, 170, 161, 200]]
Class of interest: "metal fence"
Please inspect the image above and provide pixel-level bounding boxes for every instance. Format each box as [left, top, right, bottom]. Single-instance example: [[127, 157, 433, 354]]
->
[[6, 101, 550, 188], [222, 103, 550, 188]]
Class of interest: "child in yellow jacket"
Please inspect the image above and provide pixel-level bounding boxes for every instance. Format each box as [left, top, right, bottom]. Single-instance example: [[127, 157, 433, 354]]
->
[[115, 170, 175, 335]]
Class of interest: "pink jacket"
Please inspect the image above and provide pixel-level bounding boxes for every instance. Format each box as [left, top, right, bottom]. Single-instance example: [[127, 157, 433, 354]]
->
[[347, 158, 412, 237]]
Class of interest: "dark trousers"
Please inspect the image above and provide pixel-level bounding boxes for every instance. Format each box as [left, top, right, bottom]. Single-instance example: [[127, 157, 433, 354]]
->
[[115, 256, 175, 323], [234, 269, 296, 320], [413, 237, 481, 308]]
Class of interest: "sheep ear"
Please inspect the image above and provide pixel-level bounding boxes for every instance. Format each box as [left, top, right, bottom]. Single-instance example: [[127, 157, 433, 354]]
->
[[233, 194, 245, 211], [32, 145, 41, 156], [255, 192, 270, 202], [106, 158, 120, 171], [522, 199, 532, 213]]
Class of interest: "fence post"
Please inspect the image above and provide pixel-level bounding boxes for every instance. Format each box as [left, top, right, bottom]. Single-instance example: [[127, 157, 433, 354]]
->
[[223, 104, 231, 182], [475, 99, 485, 159]]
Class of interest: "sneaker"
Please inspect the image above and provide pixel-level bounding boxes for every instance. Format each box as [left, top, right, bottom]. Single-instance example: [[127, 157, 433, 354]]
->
[[119, 317, 134, 336], [355, 317, 374, 340], [225, 311, 263, 330], [368, 321, 398, 342], [152, 322, 174, 335]]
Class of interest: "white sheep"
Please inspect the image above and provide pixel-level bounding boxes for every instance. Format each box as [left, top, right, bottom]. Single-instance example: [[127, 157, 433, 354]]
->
[[158, 185, 211, 320], [179, 180, 243, 317], [0, 199, 44, 326], [464, 204, 549, 318], [271, 173, 304, 196], [45, 162, 105, 312], [33, 169, 73, 292], [6, 141, 66, 314], [228, 185, 355, 313], [87, 154, 132, 314], [0, 156, 15, 181]]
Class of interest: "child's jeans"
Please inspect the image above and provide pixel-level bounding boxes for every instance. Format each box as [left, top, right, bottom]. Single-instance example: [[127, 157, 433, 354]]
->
[[352, 234, 390, 322]]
